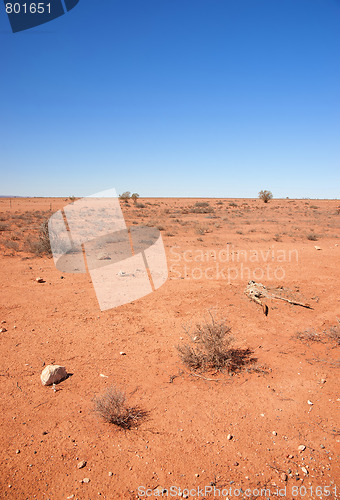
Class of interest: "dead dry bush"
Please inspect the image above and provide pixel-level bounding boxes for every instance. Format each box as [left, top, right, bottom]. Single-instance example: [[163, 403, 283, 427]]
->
[[93, 386, 147, 429], [325, 319, 340, 346], [295, 321, 340, 346], [307, 233, 318, 241], [176, 315, 256, 373], [25, 220, 51, 256], [1, 239, 19, 253], [295, 329, 323, 343]]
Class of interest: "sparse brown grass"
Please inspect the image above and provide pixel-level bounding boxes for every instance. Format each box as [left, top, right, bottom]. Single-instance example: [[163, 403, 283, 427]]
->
[[93, 386, 147, 429]]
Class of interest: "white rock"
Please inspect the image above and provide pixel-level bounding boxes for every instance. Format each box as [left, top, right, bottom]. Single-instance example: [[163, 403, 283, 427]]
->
[[41, 365, 67, 386], [36, 277, 45, 283], [314, 246, 322, 251], [97, 252, 111, 261]]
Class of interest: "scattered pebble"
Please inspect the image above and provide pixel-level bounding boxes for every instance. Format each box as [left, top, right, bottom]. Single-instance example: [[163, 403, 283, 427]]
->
[[119, 352, 126, 356], [320, 444, 325, 449], [108, 471, 113, 477], [77, 460, 87, 469], [298, 445, 306, 452], [81, 478, 90, 484], [280, 473, 288, 481], [272, 431, 277, 436], [16, 449, 20, 454], [307, 400, 313, 405], [227, 434, 233, 440], [35, 277, 45, 283], [301, 467, 308, 474], [0, 328, 7, 333], [195, 473, 199, 477]]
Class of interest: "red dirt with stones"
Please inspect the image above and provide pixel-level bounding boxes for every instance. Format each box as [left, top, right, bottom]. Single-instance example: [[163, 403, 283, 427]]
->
[[0, 197, 339, 499]]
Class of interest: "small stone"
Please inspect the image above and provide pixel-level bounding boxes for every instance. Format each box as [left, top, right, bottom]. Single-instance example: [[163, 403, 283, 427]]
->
[[0, 328, 7, 333], [41, 365, 67, 386], [67, 496, 74, 499], [320, 444, 325, 449], [36, 277, 45, 283], [81, 478, 90, 484], [280, 473, 288, 481], [234, 462, 239, 466], [16, 449, 20, 454], [108, 471, 113, 477], [227, 434, 233, 440], [195, 473, 199, 477], [42, 431, 48, 435], [1, 320, 6, 324], [77, 460, 87, 469], [301, 467, 308, 474], [307, 400, 313, 405], [272, 431, 277, 436], [314, 246, 321, 250], [97, 252, 111, 261], [119, 352, 126, 356], [298, 445, 306, 452]]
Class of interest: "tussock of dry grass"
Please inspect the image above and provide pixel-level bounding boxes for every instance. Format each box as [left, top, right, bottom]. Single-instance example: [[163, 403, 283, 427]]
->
[[93, 386, 147, 429]]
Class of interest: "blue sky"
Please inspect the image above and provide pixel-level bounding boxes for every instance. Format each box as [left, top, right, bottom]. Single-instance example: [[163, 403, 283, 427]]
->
[[1, 0, 339, 198]]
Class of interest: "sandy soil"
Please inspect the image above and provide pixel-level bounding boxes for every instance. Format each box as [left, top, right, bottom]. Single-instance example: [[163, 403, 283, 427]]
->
[[0, 197, 339, 500]]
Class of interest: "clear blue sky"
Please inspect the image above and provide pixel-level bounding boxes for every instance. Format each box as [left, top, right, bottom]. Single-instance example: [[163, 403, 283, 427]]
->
[[1, 0, 339, 198]]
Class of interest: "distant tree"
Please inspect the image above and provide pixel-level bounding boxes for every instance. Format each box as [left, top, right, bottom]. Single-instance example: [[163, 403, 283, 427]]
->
[[119, 191, 131, 201], [258, 190, 273, 203], [131, 193, 140, 204]]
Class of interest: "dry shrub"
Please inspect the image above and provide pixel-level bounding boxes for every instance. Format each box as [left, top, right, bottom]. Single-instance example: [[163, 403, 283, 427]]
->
[[93, 386, 147, 429], [1, 240, 19, 252], [325, 320, 340, 346], [307, 233, 318, 241], [195, 225, 211, 235], [190, 202, 214, 214], [25, 220, 51, 255], [176, 315, 256, 373], [295, 329, 324, 343], [0, 223, 9, 231]]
